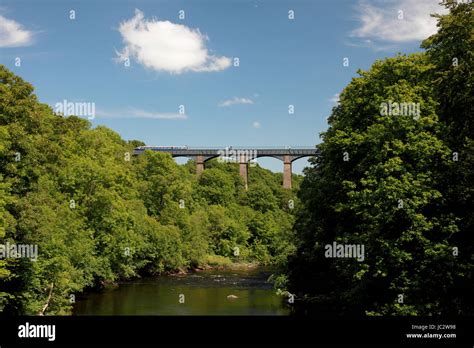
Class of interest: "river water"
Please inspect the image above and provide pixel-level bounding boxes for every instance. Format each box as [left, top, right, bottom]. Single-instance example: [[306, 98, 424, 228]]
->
[[73, 267, 289, 315]]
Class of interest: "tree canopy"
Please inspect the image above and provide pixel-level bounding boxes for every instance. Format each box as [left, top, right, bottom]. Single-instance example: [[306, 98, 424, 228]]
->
[[287, 2, 473, 316], [0, 67, 300, 314]]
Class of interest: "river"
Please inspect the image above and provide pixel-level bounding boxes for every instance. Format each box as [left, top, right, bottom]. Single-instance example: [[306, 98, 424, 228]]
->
[[73, 267, 290, 315]]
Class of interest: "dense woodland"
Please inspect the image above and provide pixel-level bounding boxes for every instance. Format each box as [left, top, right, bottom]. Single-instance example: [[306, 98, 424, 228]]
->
[[0, 68, 300, 314], [287, 1, 473, 316], [0, 1, 472, 316]]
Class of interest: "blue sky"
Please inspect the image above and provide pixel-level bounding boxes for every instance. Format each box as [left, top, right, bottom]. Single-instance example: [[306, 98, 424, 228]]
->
[[0, 0, 446, 173]]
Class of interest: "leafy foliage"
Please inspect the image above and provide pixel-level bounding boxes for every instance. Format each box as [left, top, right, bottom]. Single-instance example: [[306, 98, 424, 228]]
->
[[288, 2, 473, 316], [0, 66, 298, 314]]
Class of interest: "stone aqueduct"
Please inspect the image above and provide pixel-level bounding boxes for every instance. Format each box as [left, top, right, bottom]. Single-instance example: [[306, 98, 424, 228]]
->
[[133, 146, 319, 189]]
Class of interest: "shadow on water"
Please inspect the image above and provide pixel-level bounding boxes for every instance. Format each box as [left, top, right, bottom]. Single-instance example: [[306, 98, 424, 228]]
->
[[73, 267, 290, 315]]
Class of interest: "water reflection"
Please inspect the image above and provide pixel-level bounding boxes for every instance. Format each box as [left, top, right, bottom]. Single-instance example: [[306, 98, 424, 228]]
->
[[74, 267, 289, 316]]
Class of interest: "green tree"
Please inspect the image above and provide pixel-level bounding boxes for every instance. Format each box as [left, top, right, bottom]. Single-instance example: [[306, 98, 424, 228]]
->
[[421, 1, 474, 311], [197, 168, 236, 206], [0, 63, 300, 315], [245, 183, 278, 213], [289, 53, 465, 315]]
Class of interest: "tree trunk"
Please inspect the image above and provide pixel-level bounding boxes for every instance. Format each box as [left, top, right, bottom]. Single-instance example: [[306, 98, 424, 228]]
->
[[38, 282, 54, 316]]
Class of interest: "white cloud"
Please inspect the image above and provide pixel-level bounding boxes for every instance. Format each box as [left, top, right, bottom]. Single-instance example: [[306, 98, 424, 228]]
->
[[218, 97, 254, 107], [96, 107, 187, 120], [252, 121, 261, 128], [330, 93, 340, 105], [351, 0, 448, 43], [0, 14, 34, 47], [116, 9, 231, 74]]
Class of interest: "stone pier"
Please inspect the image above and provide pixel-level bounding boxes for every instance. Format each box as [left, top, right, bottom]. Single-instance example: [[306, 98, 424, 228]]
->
[[283, 155, 292, 189], [196, 155, 205, 176], [239, 154, 249, 190]]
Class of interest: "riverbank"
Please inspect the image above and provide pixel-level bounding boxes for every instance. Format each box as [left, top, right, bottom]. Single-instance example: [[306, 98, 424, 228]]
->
[[193, 261, 260, 272], [98, 258, 264, 291]]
